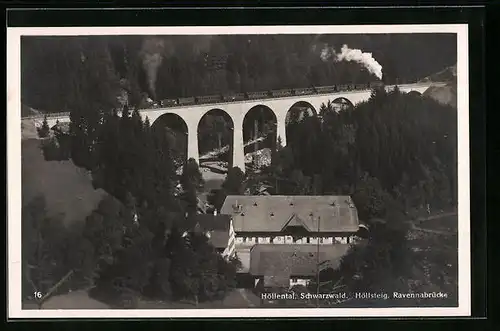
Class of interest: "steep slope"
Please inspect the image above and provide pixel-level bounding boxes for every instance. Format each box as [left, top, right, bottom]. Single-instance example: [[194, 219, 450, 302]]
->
[[421, 64, 457, 108], [21, 104, 44, 140], [21, 119, 40, 140], [421, 64, 457, 83], [22, 139, 108, 225], [21, 104, 42, 117], [423, 82, 457, 108]]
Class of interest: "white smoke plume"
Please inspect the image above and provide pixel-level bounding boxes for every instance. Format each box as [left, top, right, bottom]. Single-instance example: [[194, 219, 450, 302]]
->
[[140, 36, 213, 99], [140, 37, 167, 99], [335, 44, 383, 80], [319, 44, 383, 80], [320, 46, 331, 62]]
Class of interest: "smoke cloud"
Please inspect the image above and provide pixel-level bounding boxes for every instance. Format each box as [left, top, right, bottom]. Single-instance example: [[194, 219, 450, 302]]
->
[[335, 45, 383, 80], [140, 37, 167, 99], [319, 44, 383, 80], [140, 36, 213, 99]]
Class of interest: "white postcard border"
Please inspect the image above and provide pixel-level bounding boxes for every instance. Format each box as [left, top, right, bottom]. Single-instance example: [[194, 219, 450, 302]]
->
[[7, 24, 470, 318]]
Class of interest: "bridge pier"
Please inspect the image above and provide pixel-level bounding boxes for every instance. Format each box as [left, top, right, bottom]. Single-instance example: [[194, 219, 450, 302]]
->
[[187, 122, 199, 164], [232, 115, 246, 173], [276, 112, 287, 147]]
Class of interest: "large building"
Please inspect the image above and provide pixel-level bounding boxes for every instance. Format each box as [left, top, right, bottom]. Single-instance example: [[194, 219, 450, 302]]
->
[[249, 244, 351, 288], [220, 195, 360, 246], [217, 195, 361, 288]]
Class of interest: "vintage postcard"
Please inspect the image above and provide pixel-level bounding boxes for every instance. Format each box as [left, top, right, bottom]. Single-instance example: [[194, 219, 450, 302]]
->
[[7, 24, 470, 318]]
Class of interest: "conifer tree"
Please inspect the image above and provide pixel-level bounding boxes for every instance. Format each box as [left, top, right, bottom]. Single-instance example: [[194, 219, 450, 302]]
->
[[38, 116, 50, 138]]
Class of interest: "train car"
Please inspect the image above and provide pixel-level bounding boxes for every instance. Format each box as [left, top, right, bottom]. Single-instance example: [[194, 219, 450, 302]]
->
[[177, 97, 196, 106], [222, 93, 245, 102], [161, 99, 178, 107], [315, 85, 337, 94], [233, 93, 246, 101], [197, 94, 223, 104], [336, 84, 349, 92], [247, 91, 269, 100], [294, 87, 315, 95], [354, 83, 368, 90], [368, 80, 385, 89], [271, 89, 293, 98]]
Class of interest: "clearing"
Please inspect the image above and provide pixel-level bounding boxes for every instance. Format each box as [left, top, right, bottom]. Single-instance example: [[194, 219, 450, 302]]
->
[[21, 138, 108, 225]]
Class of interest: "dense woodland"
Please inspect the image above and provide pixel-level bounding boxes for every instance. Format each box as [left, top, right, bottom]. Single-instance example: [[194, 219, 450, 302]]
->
[[21, 34, 456, 112], [209, 87, 457, 219], [29, 104, 241, 307], [22, 35, 458, 307]]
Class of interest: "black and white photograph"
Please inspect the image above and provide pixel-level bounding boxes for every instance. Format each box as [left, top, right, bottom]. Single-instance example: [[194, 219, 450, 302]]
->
[[8, 24, 470, 318]]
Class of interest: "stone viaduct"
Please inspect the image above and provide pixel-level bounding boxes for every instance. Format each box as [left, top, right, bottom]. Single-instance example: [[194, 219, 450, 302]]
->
[[25, 83, 438, 172]]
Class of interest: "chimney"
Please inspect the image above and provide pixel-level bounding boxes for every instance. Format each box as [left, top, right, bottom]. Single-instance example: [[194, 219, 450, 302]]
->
[[233, 199, 241, 213]]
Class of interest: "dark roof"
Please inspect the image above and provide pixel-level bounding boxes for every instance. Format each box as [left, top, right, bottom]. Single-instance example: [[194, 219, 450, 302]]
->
[[182, 214, 231, 249], [51, 122, 70, 133], [208, 231, 230, 249], [249, 244, 351, 280], [192, 214, 231, 231], [263, 275, 290, 288], [220, 195, 359, 233]]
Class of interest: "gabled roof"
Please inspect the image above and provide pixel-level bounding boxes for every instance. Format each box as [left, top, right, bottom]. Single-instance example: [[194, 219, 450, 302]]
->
[[249, 244, 351, 278], [220, 195, 359, 233], [281, 213, 311, 232], [51, 122, 70, 134], [191, 214, 231, 231], [182, 214, 231, 249]]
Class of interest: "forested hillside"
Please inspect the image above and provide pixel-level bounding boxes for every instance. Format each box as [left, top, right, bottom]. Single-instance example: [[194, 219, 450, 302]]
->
[[22, 139, 108, 225], [21, 34, 456, 113], [206, 86, 458, 220]]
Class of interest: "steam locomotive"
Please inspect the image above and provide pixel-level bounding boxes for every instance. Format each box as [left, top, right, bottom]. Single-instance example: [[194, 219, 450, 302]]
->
[[155, 80, 386, 108]]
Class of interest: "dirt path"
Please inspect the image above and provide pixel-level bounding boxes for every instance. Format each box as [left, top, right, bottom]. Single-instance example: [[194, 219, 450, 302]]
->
[[410, 224, 456, 236], [407, 211, 458, 236], [235, 289, 257, 307], [414, 211, 457, 223]]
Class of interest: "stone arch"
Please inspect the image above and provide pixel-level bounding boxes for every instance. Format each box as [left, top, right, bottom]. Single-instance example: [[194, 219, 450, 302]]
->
[[330, 97, 354, 112], [242, 105, 277, 171], [197, 108, 235, 172], [285, 101, 317, 125], [285, 101, 318, 147], [407, 90, 422, 97], [151, 112, 189, 168]]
